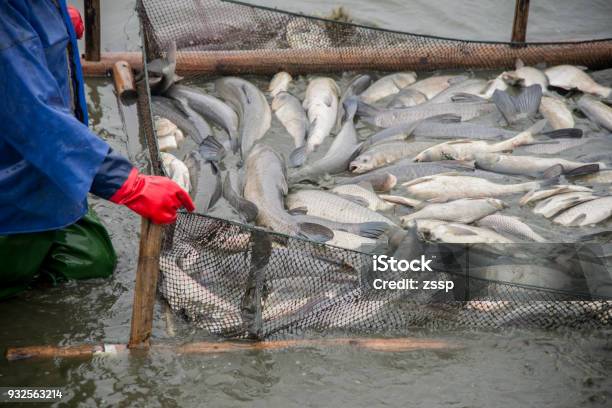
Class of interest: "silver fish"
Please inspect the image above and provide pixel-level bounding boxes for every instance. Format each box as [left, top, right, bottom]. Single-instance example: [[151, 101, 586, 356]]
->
[[502, 59, 548, 90], [424, 223, 514, 244], [553, 196, 612, 226], [519, 185, 593, 206], [364, 159, 475, 182], [577, 95, 612, 131], [475, 214, 546, 242], [539, 96, 574, 129], [427, 78, 488, 104], [406, 75, 467, 100], [269, 71, 292, 97], [413, 121, 515, 140], [386, 88, 427, 108], [545, 65, 612, 98], [286, 189, 396, 226], [533, 192, 599, 218], [360, 72, 417, 103], [271, 91, 308, 149], [473, 152, 600, 177], [216, 77, 271, 157], [330, 184, 394, 211], [303, 77, 340, 152], [290, 100, 360, 180], [350, 141, 435, 173], [400, 198, 505, 225], [184, 150, 222, 212]]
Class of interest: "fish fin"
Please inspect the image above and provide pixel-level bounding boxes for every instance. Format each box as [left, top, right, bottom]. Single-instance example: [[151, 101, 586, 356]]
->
[[450, 93, 488, 103], [446, 160, 476, 170], [199, 136, 226, 162], [335, 194, 370, 207], [537, 176, 561, 189], [493, 85, 542, 124], [343, 97, 359, 121], [524, 118, 549, 135], [209, 167, 223, 210], [288, 207, 308, 215], [297, 223, 334, 243], [563, 164, 600, 177], [356, 100, 382, 118], [222, 173, 258, 222], [289, 146, 307, 168], [355, 222, 390, 238], [515, 58, 524, 69], [561, 213, 587, 227], [379, 194, 421, 208], [540, 128, 583, 139], [230, 136, 240, 154], [538, 164, 564, 179]]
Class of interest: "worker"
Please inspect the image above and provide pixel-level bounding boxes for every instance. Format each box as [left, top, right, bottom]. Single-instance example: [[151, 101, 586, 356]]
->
[[0, 1, 195, 299]]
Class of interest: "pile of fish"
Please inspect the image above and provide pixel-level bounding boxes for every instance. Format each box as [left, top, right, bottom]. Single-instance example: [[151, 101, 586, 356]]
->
[[150, 48, 612, 332]]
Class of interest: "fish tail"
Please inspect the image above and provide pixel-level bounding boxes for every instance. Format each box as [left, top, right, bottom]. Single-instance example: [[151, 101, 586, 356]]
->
[[493, 84, 543, 124]]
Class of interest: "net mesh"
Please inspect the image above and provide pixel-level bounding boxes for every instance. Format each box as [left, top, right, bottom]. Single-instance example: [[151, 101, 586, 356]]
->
[[138, 0, 612, 75], [138, 0, 612, 339]]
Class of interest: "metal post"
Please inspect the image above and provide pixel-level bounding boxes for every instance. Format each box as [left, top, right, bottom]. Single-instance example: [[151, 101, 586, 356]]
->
[[511, 0, 530, 43], [84, 0, 101, 61]]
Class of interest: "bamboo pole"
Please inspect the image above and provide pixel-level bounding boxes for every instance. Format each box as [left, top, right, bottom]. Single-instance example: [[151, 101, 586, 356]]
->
[[5, 338, 458, 361], [80, 41, 612, 77], [511, 0, 530, 43], [84, 0, 101, 61]]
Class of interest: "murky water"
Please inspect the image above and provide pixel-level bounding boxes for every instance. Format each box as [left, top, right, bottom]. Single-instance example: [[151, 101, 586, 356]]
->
[[1, 1, 612, 407]]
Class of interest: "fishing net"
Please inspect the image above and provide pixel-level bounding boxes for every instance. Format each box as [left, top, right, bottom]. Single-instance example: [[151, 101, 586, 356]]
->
[[136, 0, 612, 339], [138, 0, 612, 75]]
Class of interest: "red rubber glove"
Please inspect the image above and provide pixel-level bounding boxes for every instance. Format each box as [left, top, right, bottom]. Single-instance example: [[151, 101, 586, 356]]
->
[[68, 5, 84, 39], [110, 168, 195, 224]]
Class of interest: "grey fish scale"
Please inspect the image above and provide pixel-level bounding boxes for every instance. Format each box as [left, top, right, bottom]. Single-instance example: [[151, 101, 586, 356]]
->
[[368, 159, 474, 181], [413, 122, 516, 140], [475, 214, 546, 242], [286, 190, 396, 226], [553, 196, 612, 226]]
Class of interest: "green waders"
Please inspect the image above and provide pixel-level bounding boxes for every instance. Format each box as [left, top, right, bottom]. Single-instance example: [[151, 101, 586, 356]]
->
[[0, 210, 117, 300]]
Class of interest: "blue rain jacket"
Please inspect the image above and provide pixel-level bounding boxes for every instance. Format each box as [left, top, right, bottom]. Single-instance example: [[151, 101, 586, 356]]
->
[[0, 0, 133, 235]]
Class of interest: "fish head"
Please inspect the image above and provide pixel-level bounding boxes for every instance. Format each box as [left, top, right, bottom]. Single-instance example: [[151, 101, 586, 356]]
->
[[414, 147, 437, 162], [349, 155, 374, 173], [501, 71, 522, 86], [486, 198, 507, 210], [271, 92, 290, 111]]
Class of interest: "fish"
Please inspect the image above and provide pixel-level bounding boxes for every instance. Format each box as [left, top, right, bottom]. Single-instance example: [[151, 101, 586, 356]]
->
[[519, 185, 593, 206], [221, 172, 258, 222], [492, 84, 542, 125], [271, 91, 308, 151], [350, 141, 436, 173], [335, 74, 372, 131], [513, 138, 588, 155], [357, 159, 476, 183], [475, 214, 546, 242], [427, 78, 488, 103], [334, 172, 398, 192], [402, 172, 556, 202], [413, 121, 516, 141], [386, 89, 427, 108], [468, 264, 573, 291], [553, 196, 612, 227], [533, 192, 599, 218], [243, 145, 332, 242], [167, 85, 240, 151], [215, 77, 271, 157], [184, 148, 222, 212], [473, 152, 600, 178], [161, 152, 191, 192], [538, 96, 574, 129], [360, 72, 417, 103], [406, 75, 468, 100], [327, 230, 377, 251], [480, 73, 509, 99], [286, 189, 396, 226], [358, 97, 498, 128], [577, 95, 612, 131], [147, 41, 182, 95], [414, 120, 547, 162], [303, 77, 340, 152], [290, 213, 388, 239], [330, 184, 394, 211], [501, 59, 548, 90], [399, 198, 505, 225], [545, 65, 612, 98], [269, 71, 292, 97], [423, 223, 514, 244], [290, 99, 360, 179], [151, 96, 212, 144]]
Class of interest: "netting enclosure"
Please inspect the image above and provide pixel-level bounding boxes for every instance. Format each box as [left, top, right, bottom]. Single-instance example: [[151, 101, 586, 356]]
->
[[136, 0, 612, 339]]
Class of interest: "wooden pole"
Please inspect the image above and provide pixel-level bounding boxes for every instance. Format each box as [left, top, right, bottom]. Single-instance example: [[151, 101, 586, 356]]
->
[[112, 61, 137, 99], [5, 338, 459, 361], [80, 41, 612, 77], [84, 0, 101, 61], [511, 0, 530, 43]]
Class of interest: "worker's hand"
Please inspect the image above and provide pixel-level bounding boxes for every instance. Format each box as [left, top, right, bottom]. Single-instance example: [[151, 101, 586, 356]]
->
[[68, 6, 84, 39], [109, 168, 195, 224]]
